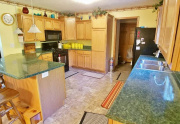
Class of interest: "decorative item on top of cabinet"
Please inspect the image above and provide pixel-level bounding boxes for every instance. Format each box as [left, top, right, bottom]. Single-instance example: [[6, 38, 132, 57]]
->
[[65, 17, 77, 40], [158, 0, 180, 65]]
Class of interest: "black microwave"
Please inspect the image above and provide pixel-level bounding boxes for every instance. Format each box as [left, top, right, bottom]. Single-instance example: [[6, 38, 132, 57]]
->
[[45, 30, 62, 41]]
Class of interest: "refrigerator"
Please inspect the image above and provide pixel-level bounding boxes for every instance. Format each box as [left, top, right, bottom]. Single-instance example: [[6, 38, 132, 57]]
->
[[132, 28, 158, 67]]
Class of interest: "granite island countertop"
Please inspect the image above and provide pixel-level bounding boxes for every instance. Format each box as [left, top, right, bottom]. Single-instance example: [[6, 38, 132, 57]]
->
[[106, 55, 180, 124], [0, 53, 65, 79]]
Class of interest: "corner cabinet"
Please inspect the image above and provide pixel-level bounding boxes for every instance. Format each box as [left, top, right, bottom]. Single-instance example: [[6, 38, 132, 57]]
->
[[157, 0, 180, 65]]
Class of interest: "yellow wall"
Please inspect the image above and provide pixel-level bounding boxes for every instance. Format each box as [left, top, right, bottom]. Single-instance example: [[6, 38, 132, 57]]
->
[[0, 3, 58, 57]]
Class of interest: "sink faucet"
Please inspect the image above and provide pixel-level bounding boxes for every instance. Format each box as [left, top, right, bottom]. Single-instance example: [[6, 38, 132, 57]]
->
[[153, 50, 161, 58]]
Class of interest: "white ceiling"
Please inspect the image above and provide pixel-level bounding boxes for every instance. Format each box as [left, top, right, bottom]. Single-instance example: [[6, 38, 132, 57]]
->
[[10, 0, 159, 13]]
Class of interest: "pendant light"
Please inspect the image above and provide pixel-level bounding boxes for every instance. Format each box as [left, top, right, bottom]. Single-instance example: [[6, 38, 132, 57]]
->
[[28, 0, 41, 33], [14, 5, 23, 34]]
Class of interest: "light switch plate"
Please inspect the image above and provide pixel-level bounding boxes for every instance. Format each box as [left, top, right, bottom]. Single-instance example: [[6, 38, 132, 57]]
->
[[10, 43, 14, 48], [42, 72, 48, 78]]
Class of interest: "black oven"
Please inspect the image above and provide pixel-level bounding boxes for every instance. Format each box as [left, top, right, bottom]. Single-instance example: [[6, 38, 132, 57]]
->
[[53, 49, 69, 72], [45, 30, 62, 41]]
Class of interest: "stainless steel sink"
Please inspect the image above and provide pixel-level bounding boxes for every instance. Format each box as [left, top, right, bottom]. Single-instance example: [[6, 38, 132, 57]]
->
[[141, 60, 163, 66], [139, 64, 164, 71]]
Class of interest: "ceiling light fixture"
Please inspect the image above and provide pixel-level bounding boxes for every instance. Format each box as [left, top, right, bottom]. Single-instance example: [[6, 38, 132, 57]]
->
[[14, 5, 23, 34], [28, 0, 41, 33], [72, 0, 99, 4]]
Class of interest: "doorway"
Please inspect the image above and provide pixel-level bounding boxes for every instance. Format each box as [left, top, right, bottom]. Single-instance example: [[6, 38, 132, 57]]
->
[[113, 17, 139, 68]]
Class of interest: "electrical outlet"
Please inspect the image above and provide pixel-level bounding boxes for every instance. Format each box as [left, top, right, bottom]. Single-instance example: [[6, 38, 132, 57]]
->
[[10, 43, 14, 48]]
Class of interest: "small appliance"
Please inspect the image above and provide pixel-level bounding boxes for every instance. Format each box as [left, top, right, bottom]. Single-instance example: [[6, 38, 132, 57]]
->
[[45, 30, 62, 41]]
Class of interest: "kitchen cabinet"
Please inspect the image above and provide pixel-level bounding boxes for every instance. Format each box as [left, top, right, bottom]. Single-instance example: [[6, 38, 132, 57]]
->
[[65, 17, 76, 40], [68, 50, 77, 66], [76, 21, 85, 40], [92, 29, 106, 52], [59, 21, 65, 40], [38, 53, 53, 61], [84, 53, 92, 69], [45, 19, 54, 30], [157, 0, 180, 64], [85, 21, 92, 40], [22, 16, 36, 41], [91, 51, 105, 71], [35, 17, 45, 41], [91, 14, 113, 73], [53, 20, 61, 30], [76, 20, 92, 40], [92, 15, 107, 29], [77, 51, 84, 68]]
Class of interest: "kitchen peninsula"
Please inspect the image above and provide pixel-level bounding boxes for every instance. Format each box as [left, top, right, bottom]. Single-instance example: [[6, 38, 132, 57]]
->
[[0, 53, 66, 123]]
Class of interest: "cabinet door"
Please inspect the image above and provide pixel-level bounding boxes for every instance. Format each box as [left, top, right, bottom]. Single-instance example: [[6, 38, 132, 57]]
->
[[85, 21, 92, 40], [77, 53, 84, 68], [53, 20, 61, 30], [22, 16, 36, 41], [84, 54, 91, 69], [92, 15, 107, 28], [158, 0, 180, 64], [59, 21, 65, 40], [92, 29, 106, 51], [91, 51, 105, 71], [35, 18, 45, 41], [45, 19, 53, 30], [68, 50, 77, 66], [76, 22, 85, 40], [65, 17, 76, 40]]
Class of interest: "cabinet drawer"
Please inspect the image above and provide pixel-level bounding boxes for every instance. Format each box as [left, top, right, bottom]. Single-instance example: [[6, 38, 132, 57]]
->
[[83, 51, 91, 55], [77, 51, 84, 54], [41, 53, 52, 59]]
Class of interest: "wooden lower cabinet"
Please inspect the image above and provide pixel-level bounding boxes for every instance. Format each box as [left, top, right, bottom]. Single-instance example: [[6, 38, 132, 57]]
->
[[69, 50, 91, 69], [68, 50, 77, 66], [108, 119, 123, 124], [38, 53, 53, 61], [91, 51, 105, 72]]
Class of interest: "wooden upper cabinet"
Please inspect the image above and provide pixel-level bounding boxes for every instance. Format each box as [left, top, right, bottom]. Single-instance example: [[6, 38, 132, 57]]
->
[[76, 22, 85, 40], [22, 16, 36, 42], [53, 20, 61, 30], [158, 0, 180, 64], [65, 17, 76, 40], [92, 29, 106, 51], [92, 15, 107, 28], [45, 19, 53, 30], [35, 17, 45, 41], [85, 21, 92, 40], [155, 6, 163, 44], [59, 21, 65, 40]]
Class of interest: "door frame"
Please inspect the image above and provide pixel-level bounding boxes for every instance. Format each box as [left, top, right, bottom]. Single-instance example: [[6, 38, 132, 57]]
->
[[113, 16, 139, 69]]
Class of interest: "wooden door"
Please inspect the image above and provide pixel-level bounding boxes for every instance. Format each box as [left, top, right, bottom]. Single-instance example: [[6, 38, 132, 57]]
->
[[119, 23, 136, 62], [92, 29, 106, 51], [91, 51, 105, 71], [65, 17, 76, 40], [35, 17, 45, 41], [158, 0, 180, 64], [45, 19, 53, 30], [53, 20, 61, 30], [85, 21, 92, 40], [76, 22, 85, 40], [84, 54, 91, 69], [68, 50, 77, 66], [22, 16, 36, 41], [59, 21, 65, 40]]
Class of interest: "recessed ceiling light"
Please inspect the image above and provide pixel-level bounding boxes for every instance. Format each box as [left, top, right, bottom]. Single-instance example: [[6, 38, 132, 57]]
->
[[72, 0, 100, 4]]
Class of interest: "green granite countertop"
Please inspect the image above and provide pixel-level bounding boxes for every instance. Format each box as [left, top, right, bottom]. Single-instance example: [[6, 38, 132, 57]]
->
[[106, 55, 180, 124], [0, 53, 64, 79]]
